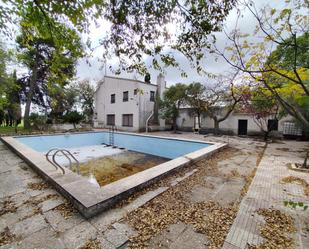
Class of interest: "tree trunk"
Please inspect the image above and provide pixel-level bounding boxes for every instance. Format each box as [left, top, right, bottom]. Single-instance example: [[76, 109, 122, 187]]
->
[[173, 117, 177, 133], [24, 50, 38, 130], [214, 118, 219, 135], [24, 96, 32, 129], [197, 112, 201, 128], [263, 131, 269, 141]]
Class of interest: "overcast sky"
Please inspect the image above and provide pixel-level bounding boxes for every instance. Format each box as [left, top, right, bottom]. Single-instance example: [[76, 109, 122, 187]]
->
[[75, 0, 286, 87], [2, 0, 287, 87]]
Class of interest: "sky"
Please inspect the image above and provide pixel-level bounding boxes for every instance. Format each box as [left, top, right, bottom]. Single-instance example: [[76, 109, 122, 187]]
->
[[75, 0, 285, 87], [2, 0, 287, 88]]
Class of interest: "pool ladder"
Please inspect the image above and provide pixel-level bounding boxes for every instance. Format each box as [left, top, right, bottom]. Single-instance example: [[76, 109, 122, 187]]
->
[[109, 126, 116, 146], [45, 149, 80, 175]]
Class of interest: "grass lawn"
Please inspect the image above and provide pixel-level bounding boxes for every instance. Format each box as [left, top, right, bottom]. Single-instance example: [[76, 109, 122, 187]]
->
[[0, 125, 25, 135], [0, 120, 26, 135]]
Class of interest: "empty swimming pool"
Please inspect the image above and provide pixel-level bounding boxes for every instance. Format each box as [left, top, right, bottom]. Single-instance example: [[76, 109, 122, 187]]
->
[[1, 131, 226, 217], [15, 131, 212, 159]]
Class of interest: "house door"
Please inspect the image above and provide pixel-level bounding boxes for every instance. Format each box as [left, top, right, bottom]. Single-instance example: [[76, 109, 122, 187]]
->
[[238, 119, 248, 135]]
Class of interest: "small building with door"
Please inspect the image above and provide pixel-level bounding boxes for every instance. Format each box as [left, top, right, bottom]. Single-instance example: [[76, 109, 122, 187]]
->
[[176, 107, 302, 137], [93, 74, 166, 132]]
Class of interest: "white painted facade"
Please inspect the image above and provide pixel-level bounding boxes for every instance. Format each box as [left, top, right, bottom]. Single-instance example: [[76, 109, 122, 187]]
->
[[177, 108, 300, 136], [94, 75, 166, 132]]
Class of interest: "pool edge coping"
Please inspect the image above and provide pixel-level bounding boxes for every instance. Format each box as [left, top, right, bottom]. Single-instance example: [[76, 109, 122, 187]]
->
[[1, 133, 226, 218]]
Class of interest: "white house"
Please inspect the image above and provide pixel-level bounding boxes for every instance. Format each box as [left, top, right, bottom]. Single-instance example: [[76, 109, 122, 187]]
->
[[177, 107, 303, 137], [93, 74, 166, 132]]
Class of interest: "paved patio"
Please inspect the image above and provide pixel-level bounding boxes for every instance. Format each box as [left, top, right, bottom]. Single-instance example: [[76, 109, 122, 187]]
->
[[222, 140, 309, 249], [0, 132, 308, 249]]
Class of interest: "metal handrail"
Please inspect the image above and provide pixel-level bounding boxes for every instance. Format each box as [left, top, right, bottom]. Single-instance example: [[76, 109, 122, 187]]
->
[[45, 148, 80, 175], [45, 148, 65, 174], [52, 149, 80, 175], [146, 111, 154, 133]]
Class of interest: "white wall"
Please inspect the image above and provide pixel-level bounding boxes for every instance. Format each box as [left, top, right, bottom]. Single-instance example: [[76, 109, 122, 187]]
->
[[94, 76, 158, 131], [177, 108, 296, 135]]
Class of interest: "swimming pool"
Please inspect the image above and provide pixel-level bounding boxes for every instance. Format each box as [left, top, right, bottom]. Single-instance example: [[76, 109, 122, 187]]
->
[[16, 131, 211, 159], [1, 131, 226, 217]]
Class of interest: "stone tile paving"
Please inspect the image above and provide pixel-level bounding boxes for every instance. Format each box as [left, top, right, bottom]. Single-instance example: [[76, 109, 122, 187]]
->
[[1, 132, 307, 249], [0, 136, 205, 249], [222, 140, 309, 249], [0, 140, 156, 249], [125, 132, 265, 248]]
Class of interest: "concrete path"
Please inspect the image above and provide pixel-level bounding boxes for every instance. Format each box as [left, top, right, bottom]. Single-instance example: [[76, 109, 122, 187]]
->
[[222, 141, 309, 249]]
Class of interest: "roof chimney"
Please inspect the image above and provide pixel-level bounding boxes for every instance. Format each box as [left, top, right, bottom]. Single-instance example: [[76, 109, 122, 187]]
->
[[156, 73, 166, 98]]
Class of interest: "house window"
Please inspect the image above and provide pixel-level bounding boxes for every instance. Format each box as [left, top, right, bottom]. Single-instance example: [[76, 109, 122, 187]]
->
[[134, 89, 138, 95], [111, 94, 115, 103], [268, 119, 278, 131], [123, 91, 129, 102], [150, 91, 155, 102], [122, 114, 133, 127], [107, 114, 115, 125]]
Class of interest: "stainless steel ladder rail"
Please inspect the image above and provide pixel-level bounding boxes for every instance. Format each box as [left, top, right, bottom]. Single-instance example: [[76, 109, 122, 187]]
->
[[109, 126, 115, 146], [45, 149, 80, 175], [45, 148, 65, 174]]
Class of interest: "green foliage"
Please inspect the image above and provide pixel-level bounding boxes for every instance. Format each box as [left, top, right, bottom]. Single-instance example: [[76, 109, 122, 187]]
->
[[267, 33, 309, 70], [15, 10, 84, 128], [28, 113, 47, 131], [159, 83, 187, 131], [0, 0, 236, 74], [220, 0, 309, 128], [64, 111, 84, 128], [48, 84, 79, 121], [185, 83, 206, 127], [76, 80, 95, 122], [284, 200, 308, 211]]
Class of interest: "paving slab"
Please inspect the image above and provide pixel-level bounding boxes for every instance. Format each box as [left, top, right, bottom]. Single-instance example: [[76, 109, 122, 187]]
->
[[16, 227, 65, 249], [112, 222, 136, 237], [148, 222, 187, 248], [103, 228, 129, 248], [96, 236, 116, 249], [9, 214, 48, 238], [61, 221, 98, 249], [43, 209, 84, 233], [40, 198, 64, 213], [222, 141, 309, 249], [169, 225, 209, 249], [0, 172, 27, 198]]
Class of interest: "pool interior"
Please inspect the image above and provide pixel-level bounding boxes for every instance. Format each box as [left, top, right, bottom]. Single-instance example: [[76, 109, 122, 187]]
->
[[15, 132, 212, 187], [70, 150, 169, 187]]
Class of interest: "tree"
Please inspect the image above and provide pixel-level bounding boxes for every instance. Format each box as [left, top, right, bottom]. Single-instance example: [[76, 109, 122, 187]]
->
[[76, 80, 95, 123], [185, 83, 206, 128], [160, 83, 187, 132], [239, 86, 281, 140], [64, 111, 84, 129], [16, 11, 83, 129], [0, 43, 21, 130], [215, 0, 309, 129], [6, 71, 22, 130], [0, 42, 9, 125], [203, 72, 242, 134], [48, 84, 79, 122], [1, 0, 236, 74]]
